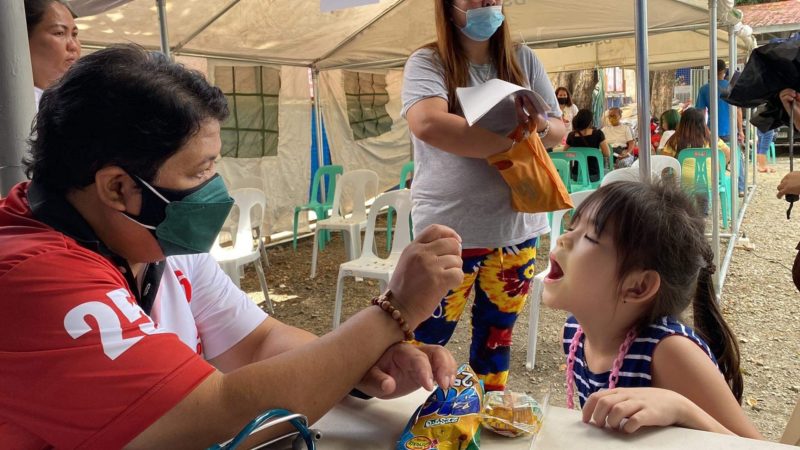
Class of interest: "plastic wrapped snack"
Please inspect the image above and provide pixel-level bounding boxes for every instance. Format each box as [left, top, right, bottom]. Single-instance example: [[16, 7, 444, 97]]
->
[[396, 364, 484, 450], [481, 390, 544, 437]]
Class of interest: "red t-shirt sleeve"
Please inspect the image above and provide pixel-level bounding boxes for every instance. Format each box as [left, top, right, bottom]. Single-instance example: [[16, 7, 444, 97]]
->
[[0, 247, 215, 449]]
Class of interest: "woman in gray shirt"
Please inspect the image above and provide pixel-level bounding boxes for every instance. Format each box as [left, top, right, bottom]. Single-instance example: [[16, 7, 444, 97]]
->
[[401, 0, 564, 392]]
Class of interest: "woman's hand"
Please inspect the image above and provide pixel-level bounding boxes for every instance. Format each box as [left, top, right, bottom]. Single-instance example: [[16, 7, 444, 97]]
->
[[582, 388, 690, 433], [514, 94, 547, 132], [388, 224, 463, 328], [779, 88, 800, 130], [356, 343, 457, 399], [777, 171, 800, 199]]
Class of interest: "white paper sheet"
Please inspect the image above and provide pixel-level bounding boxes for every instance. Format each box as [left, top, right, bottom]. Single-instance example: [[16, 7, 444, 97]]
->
[[456, 79, 550, 127], [320, 0, 379, 12]]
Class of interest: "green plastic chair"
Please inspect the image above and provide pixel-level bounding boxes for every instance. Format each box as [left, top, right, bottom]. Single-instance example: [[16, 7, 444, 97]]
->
[[292, 164, 343, 251], [386, 161, 414, 250], [768, 142, 777, 165], [677, 148, 730, 229], [551, 159, 571, 193], [550, 147, 605, 192]]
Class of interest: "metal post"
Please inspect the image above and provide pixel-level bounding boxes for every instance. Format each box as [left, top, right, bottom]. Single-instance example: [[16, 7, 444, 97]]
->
[[746, 108, 753, 190], [728, 25, 739, 234], [0, 0, 35, 195], [312, 69, 326, 203], [156, 0, 171, 58], [709, 0, 721, 290], [634, 0, 651, 181]]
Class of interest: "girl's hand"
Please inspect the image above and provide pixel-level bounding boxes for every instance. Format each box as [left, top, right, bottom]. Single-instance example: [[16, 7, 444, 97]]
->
[[582, 388, 689, 433], [777, 171, 800, 199]]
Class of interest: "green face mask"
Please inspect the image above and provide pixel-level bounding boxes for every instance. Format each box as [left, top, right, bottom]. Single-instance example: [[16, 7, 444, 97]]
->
[[125, 174, 234, 256]]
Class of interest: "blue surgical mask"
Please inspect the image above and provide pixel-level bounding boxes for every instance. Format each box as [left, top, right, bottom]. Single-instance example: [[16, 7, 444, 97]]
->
[[453, 5, 505, 42], [124, 173, 234, 256]]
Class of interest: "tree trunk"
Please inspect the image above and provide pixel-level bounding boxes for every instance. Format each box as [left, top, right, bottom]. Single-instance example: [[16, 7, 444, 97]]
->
[[650, 70, 676, 118], [548, 70, 597, 111]]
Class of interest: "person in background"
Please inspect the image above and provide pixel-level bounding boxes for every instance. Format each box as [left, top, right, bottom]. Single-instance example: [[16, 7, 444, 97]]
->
[[544, 181, 761, 439], [602, 107, 635, 168], [0, 45, 463, 449], [695, 59, 745, 196], [756, 129, 776, 173], [564, 108, 610, 180], [556, 86, 580, 134], [25, 0, 80, 109], [657, 109, 681, 154], [402, 0, 565, 393]]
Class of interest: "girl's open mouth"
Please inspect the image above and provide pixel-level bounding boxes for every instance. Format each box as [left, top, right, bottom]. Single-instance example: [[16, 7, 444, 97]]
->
[[545, 254, 564, 281]]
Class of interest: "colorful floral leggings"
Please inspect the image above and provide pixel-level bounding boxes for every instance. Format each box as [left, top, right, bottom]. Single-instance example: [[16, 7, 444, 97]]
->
[[413, 236, 537, 392]]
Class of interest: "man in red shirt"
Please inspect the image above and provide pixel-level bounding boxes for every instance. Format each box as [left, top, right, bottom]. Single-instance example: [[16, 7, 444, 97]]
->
[[0, 45, 464, 449]]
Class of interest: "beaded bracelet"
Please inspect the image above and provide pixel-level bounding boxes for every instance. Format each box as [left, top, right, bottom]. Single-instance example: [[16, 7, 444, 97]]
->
[[371, 290, 414, 341]]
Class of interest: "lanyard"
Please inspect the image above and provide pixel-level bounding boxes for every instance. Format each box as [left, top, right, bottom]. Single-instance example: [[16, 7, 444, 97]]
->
[[565, 325, 638, 409]]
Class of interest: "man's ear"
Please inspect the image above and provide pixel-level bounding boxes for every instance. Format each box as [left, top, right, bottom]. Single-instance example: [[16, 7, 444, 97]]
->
[[93, 166, 139, 213], [620, 269, 661, 305]]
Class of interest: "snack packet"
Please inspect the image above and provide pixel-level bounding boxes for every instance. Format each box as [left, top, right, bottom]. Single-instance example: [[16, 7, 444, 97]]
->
[[481, 390, 545, 438], [396, 364, 484, 450]]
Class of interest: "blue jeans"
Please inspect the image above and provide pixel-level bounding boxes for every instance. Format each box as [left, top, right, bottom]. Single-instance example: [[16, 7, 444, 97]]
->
[[721, 135, 745, 193]]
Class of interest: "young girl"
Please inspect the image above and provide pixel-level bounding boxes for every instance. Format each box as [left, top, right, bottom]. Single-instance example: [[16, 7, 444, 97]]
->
[[542, 181, 761, 438]]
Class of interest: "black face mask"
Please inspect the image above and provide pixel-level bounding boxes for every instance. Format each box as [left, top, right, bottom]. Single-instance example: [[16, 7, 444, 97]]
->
[[557, 97, 569, 105]]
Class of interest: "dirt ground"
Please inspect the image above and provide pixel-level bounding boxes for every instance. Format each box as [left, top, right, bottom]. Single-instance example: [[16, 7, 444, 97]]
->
[[240, 157, 799, 442]]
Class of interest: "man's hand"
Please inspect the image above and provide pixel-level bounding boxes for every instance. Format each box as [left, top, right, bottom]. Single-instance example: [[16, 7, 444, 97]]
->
[[388, 224, 463, 328], [356, 343, 457, 399], [779, 88, 800, 131], [777, 171, 800, 199]]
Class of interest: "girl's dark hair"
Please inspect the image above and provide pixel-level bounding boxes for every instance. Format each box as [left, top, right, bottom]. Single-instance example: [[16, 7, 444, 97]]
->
[[571, 181, 743, 402], [555, 87, 573, 106], [25, 0, 74, 36], [660, 109, 680, 131], [664, 107, 709, 153], [25, 44, 229, 191], [571, 109, 594, 132]]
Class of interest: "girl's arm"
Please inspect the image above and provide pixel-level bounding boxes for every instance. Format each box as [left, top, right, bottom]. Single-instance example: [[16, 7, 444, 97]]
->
[[650, 335, 761, 438], [581, 336, 761, 438], [600, 140, 611, 158]]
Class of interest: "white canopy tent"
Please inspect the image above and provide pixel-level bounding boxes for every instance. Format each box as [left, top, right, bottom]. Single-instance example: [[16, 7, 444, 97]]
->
[[55, 0, 750, 233], [69, 0, 746, 70]]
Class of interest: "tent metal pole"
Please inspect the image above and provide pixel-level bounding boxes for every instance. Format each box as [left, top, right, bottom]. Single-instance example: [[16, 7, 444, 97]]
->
[[709, 0, 721, 295], [156, 0, 171, 58], [729, 24, 739, 235], [171, 0, 242, 54], [312, 69, 326, 203], [634, 0, 651, 181], [0, 0, 35, 196]]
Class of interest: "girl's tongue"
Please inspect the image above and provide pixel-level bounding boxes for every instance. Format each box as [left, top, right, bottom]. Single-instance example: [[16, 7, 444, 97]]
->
[[546, 254, 564, 280]]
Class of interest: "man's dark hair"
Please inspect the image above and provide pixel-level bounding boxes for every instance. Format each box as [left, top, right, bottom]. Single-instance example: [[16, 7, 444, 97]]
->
[[25, 0, 75, 36], [26, 44, 229, 191], [717, 59, 727, 74]]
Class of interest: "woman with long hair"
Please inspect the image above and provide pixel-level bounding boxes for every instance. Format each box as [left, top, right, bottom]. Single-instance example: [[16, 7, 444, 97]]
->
[[401, 0, 565, 392], [556, 86, 580, 133], [662, 108, 731, 212]]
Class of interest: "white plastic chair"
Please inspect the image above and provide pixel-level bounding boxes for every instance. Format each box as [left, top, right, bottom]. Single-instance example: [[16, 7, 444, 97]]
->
[[211, 188, 273, 314], [600, 166, 650, 186], [331, 190, 412, 329], [526, 189, 595, 370], [310, 169, 379, 278], [631, 155, 682, 181]]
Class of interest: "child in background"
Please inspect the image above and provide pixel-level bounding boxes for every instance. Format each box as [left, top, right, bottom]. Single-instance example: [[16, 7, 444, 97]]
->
[[542, 181, 762, 438], [601, 108, 635, 168]]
